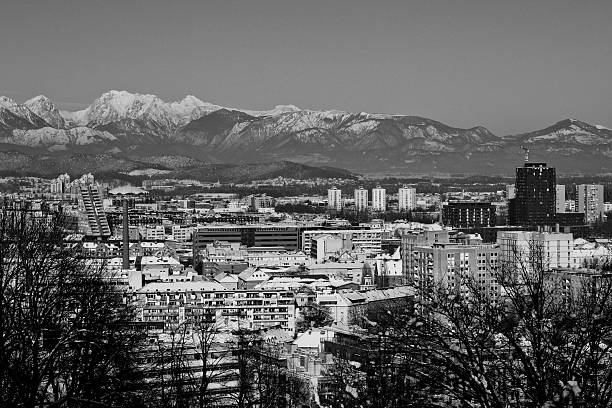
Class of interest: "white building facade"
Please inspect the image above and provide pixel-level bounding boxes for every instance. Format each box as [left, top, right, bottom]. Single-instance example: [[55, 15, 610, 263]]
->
[[371, 186, 387, 212], [398, 186, 417, 212], [354, 187, 368, 212], [327, 187, 342, 211]]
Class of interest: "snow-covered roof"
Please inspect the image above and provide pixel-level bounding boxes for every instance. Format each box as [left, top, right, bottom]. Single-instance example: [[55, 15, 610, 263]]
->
[[109, 185, 148, 195], [138, 281, 226, 293]]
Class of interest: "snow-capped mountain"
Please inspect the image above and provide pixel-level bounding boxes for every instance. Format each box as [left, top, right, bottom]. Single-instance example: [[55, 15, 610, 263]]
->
[[508, 119, 612, 146], [0, 96, 49, 131], [1, 90, 612, 174], [24, 95, 65, 129]]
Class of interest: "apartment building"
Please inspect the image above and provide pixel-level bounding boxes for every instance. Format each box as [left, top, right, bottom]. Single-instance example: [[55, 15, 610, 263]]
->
[[137, 281, 297, 335], [497, 230, 573, 270]]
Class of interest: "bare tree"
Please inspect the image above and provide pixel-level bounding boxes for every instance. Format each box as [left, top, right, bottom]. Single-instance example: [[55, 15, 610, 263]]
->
[[0, 208, 146, 407], [392, 239, 612, 407]]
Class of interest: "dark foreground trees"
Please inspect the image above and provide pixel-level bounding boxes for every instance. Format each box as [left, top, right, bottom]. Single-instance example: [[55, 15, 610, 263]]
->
[[335, 240, 612, 408], [0, 209, 146, 407]]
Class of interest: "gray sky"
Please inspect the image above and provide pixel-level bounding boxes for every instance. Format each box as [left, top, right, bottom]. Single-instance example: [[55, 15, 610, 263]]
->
[[1, 0, 610, 135]]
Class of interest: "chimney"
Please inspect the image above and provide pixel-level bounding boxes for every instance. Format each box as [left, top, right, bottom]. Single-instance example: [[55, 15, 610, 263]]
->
[[122, 200, 130, 270]]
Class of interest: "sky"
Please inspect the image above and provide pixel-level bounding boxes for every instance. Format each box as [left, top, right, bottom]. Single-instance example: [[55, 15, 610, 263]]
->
[[0, 0, 610, 135]]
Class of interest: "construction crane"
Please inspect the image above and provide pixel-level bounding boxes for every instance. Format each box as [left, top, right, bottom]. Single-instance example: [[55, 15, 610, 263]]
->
[[520, 145, 529, 162]]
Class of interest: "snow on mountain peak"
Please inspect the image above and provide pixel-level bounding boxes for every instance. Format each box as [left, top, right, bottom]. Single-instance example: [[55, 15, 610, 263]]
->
[[0, 96, 20, 109], [24, 95, 65, 129], [240, 104, 301, 117]]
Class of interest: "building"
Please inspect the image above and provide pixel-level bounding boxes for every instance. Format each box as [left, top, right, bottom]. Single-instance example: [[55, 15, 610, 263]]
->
[[371, 186, 386, 212], [442, 201, 496, 228], [50, 173, 71, 194], [246, 247, 310, 267], [506, 184, 516, 200], [509, 162, 556, 226], [193, 225, 302, 256], [77, 185, 111, 237], [398, 186, 417, 212], [302, 229, 383, 255], [137, 282, 297, 334], [327, 187, 342, 211], [310, 234, 344, 261], [247, 194, 276, 211], [401, 229, 450, 283], [354, 187, 368, 212], [576, 184, 604, 223], [411, 243, 500, 299], [497, 231, 573, 271], [556, 185, 566, 213]]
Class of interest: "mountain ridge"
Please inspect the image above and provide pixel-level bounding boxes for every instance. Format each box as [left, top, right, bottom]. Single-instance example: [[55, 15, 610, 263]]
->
[[0, 90, 611, 175]]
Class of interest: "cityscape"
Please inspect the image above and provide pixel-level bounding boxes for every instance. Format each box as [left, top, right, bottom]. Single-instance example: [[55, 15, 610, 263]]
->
[[2, 1, 612, 407]]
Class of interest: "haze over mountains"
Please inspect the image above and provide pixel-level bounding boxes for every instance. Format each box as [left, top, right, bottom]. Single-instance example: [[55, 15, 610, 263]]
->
[[1, 90, 612, 178]]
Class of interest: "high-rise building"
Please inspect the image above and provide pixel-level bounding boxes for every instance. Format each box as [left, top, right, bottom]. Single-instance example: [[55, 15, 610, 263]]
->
[[77, 185, 111, 237], [354, 187, 368, 212], [442, 201, 496, 228], [576, 184, 604, 223], [371, 185, 386, 212], [556, 185, 566, 213], [509, 162, 556, 226], [398, 186, 417, 212], [327, 187, 342, 211], [506, 184, 516, 200]]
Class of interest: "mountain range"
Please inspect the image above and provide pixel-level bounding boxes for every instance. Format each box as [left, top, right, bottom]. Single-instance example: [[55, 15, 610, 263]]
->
[[1, 90, 612, 178]]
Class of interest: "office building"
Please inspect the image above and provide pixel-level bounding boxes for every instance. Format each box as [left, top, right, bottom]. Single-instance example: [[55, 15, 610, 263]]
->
[[576, 184, 604, 223], [327, 187, 342, 211], [354, 187, 368, 212], [556, 185, 566, 213], [509, 162, 556, 226], [442, 201, 496, 228], [193, 225, 302, 263], [371, 186, 386, 212]]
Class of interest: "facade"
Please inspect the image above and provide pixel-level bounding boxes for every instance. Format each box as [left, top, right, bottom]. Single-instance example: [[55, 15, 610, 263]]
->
[[411, 243, 500, 299], [327, 187, 342, 211], [354, 187, 368, 212], [401, 230, 450, 283], [302, 229, 383, 255], [247, 194, 276, 211], [371, 186, 387, 212], [77, 185, 111, 237], [510, 162, 556, 226], [497, 231, 573, 270], [193, 225, 301, 254], [442, 201, 496, 228], [137, 282, 297, 334], [398, 186, 417, 212], [556, 185, 566, 213], [576, 184, 604, 223], [506, 184, 516, 200], [246, 248, 309, 267], [310, 234, 343, 261]]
